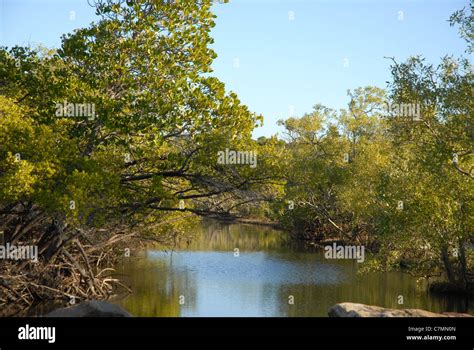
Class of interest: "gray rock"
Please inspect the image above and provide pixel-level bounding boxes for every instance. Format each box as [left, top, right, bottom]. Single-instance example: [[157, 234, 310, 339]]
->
[[328, 302, 472, 317], [441, 312, 473, 317], [45, 300, 132, 317]]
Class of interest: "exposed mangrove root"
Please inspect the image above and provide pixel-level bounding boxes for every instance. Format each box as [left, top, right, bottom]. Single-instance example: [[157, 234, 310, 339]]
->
[[0, 229, 137, 316], [0, 203, 164, 316]]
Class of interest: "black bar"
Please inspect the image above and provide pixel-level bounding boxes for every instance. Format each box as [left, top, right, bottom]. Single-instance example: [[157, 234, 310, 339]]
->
[[0, 317, 473, 348]]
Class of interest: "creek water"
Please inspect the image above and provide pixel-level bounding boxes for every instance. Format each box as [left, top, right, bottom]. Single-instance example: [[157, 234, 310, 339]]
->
[[113, 221, 473, 316]]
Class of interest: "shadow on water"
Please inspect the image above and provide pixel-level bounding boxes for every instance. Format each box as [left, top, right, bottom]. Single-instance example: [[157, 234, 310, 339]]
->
[[113, 220, 474, 317]]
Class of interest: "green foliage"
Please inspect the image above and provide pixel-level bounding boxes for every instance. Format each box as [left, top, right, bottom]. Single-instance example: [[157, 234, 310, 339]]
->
[[0, 0, 276, 248], [276, 6, 473, 288]]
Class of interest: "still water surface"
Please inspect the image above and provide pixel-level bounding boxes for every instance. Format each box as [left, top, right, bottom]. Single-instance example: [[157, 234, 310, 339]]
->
[[114, 221, 473, 316]]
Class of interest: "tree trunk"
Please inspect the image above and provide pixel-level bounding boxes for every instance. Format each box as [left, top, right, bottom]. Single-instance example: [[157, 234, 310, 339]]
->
[[440, 245, 456, 285], [458, 240, 470, 290]]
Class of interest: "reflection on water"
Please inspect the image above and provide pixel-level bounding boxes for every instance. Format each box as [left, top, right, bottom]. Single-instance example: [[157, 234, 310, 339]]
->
[[113, 221, 473, 317]]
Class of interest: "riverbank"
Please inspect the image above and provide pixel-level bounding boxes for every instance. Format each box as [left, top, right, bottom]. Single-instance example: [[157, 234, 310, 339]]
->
[[207, 215, 282, 229], [4, 221, 471, 317], [234, 218, 282, 229]]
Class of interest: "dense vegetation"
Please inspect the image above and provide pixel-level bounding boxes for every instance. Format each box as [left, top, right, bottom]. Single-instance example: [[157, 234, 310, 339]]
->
[[0, 1, 472, 315], [0, 0, 282, 315], [273, 6, 473, 292]]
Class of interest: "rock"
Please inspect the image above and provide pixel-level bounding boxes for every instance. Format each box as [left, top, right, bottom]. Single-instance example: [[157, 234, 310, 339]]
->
[[45, 300, 132, 317], [441, 312, 473, 317], [328, 302, 472, 317]]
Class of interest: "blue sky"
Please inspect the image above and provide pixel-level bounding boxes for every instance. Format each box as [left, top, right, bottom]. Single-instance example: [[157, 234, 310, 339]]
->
[[0, 0, 470, 137]]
